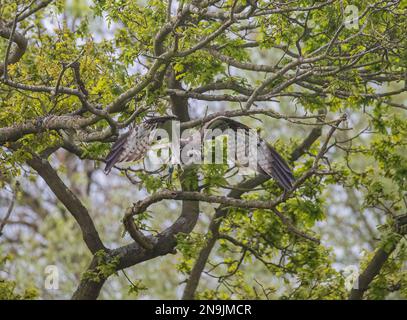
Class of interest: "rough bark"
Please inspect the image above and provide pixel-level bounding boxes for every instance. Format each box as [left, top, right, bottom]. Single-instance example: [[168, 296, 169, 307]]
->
[[348, 245, 397, 300], [27, 154, 106, 254]]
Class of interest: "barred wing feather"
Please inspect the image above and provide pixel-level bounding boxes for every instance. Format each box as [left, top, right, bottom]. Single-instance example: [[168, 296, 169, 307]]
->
[[205, 117, 295, 191], [104, 123, 156, 174], [257, 140, 294, 191]]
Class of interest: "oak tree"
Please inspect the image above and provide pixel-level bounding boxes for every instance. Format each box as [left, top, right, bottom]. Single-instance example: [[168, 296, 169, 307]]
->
[[0, 0, 406, 300]]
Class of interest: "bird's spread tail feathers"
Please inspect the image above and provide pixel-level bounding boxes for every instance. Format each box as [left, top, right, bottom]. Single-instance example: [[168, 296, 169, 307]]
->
[[104, 131, 131, 174]]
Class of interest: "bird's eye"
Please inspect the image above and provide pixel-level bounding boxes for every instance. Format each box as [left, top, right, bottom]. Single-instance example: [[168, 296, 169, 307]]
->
[[157, 135, 162, 141]]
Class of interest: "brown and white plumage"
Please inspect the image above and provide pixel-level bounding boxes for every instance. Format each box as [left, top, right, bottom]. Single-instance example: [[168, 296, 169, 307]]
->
[[204, 117, 295, 191], [105, 115, 295, 191], [104, 116, 176, 174]]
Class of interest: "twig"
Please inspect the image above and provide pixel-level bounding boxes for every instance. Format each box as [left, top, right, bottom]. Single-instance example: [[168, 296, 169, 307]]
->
[[2, 1, 34, 79], [0, 183, 17, 236]]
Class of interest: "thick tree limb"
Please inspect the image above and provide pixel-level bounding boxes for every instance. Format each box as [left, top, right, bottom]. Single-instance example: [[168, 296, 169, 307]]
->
[[71, 255, 107, 300], [348, 244, 397, 300], [0, 115, 94, 145], [27, 153, 106, 254], [349, 214, 407, 300]]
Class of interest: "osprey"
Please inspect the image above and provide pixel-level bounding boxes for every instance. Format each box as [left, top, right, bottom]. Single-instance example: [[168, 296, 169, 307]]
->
[[104, 116, 295, 191]]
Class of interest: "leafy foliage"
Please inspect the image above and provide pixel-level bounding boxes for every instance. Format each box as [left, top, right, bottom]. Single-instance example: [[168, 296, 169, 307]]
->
[[0, 0, 406, 300]]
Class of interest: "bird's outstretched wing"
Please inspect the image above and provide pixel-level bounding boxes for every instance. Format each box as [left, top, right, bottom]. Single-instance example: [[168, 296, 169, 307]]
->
[[205, 117, 295, 191], [104, 123, 153, 174], [257, 140, 295, 191], [104, 116, 177, 174]]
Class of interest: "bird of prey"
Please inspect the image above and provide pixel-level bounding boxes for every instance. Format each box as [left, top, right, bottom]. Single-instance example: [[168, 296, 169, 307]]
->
[[104, 115, 295, 191], [203, 117, 295, 191], [104, 116, 176, 174]]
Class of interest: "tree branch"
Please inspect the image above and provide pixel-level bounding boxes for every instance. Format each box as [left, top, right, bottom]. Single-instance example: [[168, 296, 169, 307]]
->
[[27, 153, 106, 254], [0, 20, 28, 78], [182, 116, 326, 299], [349, 214, 407, 300], [348, 244, 397, 300], [0, 183, 17, 237]]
